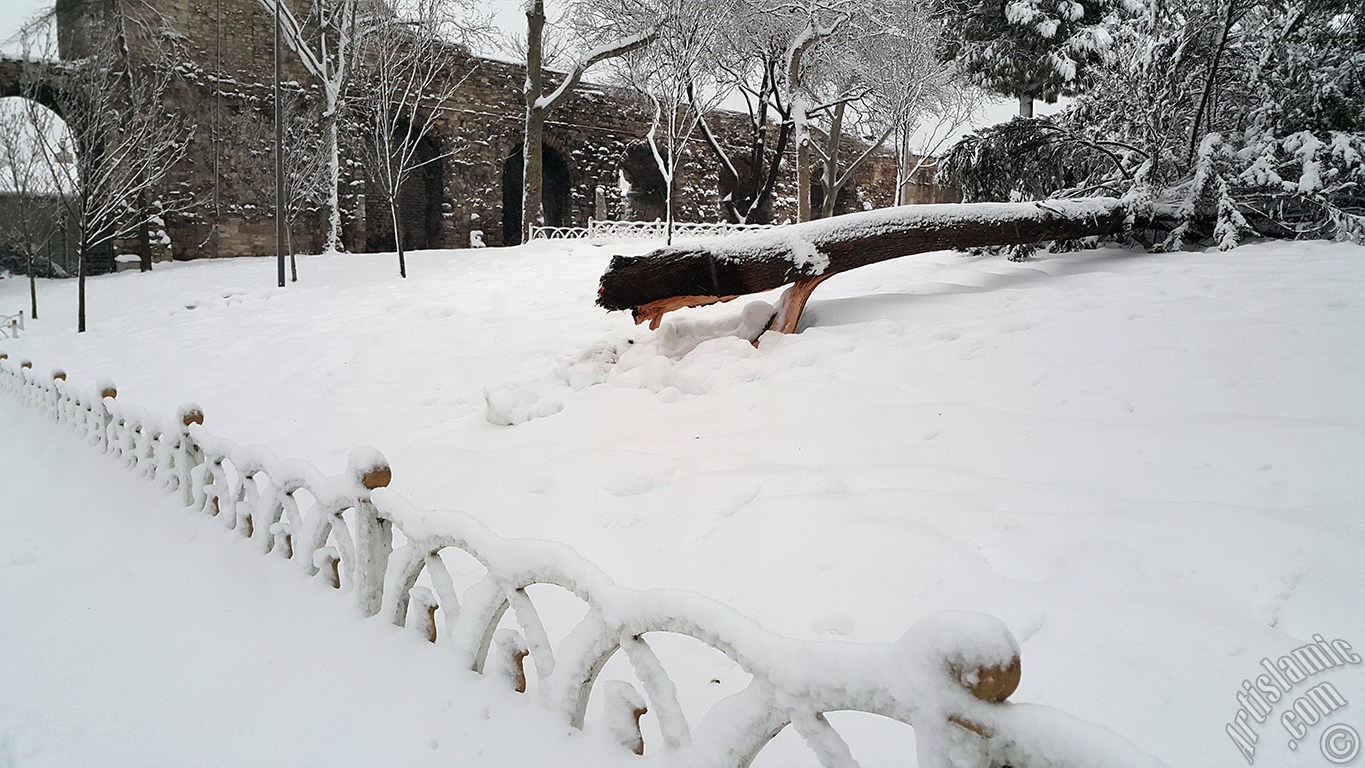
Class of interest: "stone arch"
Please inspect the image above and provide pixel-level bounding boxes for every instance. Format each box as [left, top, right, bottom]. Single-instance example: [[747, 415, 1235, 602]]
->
[[618, 143, 666, 222], [0, 94, 82, 273], [366, 128, 445, 253], [716, 157, 773, 224], [500, 142, 572, 246], [809, 181, 853, 219]]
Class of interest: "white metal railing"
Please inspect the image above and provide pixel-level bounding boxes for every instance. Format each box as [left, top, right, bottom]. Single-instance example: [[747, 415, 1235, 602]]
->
[[528, 220, 782, 243], [0, 354, 1165, 768], [527, 225, 590, 240], [1, 310, 23, 339]]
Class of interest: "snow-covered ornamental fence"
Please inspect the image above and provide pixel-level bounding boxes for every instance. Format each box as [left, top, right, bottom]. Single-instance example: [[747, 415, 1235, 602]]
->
[[1, 310, 23, 339], [0, 354, 1165, 768], [529, 220, 781, 242]]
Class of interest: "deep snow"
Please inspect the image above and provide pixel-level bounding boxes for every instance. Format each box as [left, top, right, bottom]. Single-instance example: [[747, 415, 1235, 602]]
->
[[2, 237, 1363, 767]]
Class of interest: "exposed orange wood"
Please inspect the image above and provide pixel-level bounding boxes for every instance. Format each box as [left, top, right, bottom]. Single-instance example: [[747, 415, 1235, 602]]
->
[[770, 273, 835, 335], [632, 294, 740, 330]]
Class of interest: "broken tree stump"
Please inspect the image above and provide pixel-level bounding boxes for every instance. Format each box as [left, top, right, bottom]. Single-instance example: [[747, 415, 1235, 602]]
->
[[598, 198, 1135, 335]]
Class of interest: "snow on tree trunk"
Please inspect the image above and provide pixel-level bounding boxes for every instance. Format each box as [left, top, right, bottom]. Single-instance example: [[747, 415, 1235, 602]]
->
[[599, 198, 1138, 324]]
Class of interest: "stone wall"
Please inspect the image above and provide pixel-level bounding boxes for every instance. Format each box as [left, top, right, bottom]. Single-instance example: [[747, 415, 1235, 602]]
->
[[35, 0, 957, 260]]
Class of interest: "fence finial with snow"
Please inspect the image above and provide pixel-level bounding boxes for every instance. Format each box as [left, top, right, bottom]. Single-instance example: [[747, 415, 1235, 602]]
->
[[178, 403, 204, 427], [349, 447, 392, 491]]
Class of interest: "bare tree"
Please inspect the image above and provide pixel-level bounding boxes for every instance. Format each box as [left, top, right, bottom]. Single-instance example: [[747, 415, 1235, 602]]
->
[[355, 0, 486, 275], [613, 0, 733, 243], [804, 5, 974, 217], [0, 98, 71, 320], [241, 89, 330, 280], [893, 83, 980, 205], [693, 9, 795, 224], [259, 0, 361, 254], [519, 0, 663, 242], [21, 16, 193, 333]]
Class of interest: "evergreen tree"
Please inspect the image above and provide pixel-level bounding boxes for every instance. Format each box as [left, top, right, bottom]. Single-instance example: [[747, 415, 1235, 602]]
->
[[932, 0, 1136, 116]]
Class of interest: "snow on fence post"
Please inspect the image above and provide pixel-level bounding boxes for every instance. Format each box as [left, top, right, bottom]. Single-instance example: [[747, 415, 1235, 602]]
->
[[603, 681, 648, 755], [349, 447, 394, 617], [0, 358, 1170, 768], [95, 379, 117, 451], [176, 405, 205, 507]]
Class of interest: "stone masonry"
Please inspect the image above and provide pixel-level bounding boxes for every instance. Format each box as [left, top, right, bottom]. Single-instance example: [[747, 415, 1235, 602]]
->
[[11, 0, 956, 262]]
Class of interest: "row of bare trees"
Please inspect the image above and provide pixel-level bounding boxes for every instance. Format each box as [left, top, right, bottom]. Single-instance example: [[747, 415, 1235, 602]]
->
[[3, 5, 194, 332], [1, 0, 981, 329], [526, 0, 982, 243]]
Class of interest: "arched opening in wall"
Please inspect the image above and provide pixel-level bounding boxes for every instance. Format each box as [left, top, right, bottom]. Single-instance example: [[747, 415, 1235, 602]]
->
[[500, 143, 571, 246], [809, 181, 853, 219], [0, 96, 80, 277], [618, 143, 666, 222], [715, 157, 771, 224], [367, 130, 445, 253]]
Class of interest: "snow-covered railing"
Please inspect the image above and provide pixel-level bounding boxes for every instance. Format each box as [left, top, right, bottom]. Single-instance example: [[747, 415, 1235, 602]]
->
[[0, 353, 1165, 768], [588, 220, 780, 242], [528, 225, 591, 240], [1, 310, 23, 339], [527, 221, 782, 244]]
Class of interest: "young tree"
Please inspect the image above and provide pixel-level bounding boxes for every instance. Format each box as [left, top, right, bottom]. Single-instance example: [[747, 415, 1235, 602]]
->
[[242, 89, 329, 280], [258, 0, 361, 254], [694, 9, 795, 225], [354, 0, 485, 275], [0, 98, 70, 320], [612, 0, 733, 243], [802, 0, 956, 218], [893, 83, 981, 205], [771, 0, 857, 223], [520, 0, 663, 242], [22, 16, 193, 333]]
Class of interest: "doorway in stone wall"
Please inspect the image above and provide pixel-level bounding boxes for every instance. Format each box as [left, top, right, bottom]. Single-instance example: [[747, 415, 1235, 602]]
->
[[367, 131, 444, 253], [618, 143, 666, 221], [500, 143, 570, 245]]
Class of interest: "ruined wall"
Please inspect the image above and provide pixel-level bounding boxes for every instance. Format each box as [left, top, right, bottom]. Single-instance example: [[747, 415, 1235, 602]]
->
[[46, 0, 948, 260]]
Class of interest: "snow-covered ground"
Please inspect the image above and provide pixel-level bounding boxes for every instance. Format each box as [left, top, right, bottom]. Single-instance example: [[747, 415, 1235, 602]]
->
[[2, 237, 1363, 767]]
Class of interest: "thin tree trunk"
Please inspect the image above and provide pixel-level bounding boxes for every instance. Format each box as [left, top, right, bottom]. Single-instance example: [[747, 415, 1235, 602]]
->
[[326, 116, 342, 252], [522, 113, 545, 243], [665, 170, 675, 245], [521, 0, 547, 243], [790, 38, 812, 224], [796, 116, 812, 222], [28, 253, 37, 320], [288, 229, 297, 282], [818, 103, 846, 220], [1018, 93, 1034, 118], [1187, 0, 1238, 166], [77, 247, 86, 333], [390, 199, 406, 277]]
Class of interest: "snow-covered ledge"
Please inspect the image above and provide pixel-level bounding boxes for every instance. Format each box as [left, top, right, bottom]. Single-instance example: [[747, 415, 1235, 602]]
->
[[0, 356, 1167, 768]]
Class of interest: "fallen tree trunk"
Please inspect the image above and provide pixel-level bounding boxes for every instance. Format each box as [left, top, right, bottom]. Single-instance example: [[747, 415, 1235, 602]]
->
[[598, 198, 1135, 330]]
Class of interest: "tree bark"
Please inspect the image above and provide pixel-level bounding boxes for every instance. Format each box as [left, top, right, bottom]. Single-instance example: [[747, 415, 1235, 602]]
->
[[77, 245, 86, 333], [390, 199, 406, 278], [28, 253, 37, 320], [521, 0, 547, 244], [598, 198, 1134, 320], [1018, 93, 1034, 118]]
